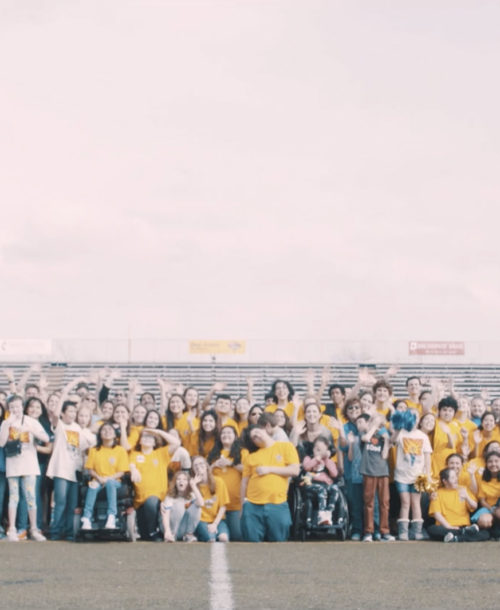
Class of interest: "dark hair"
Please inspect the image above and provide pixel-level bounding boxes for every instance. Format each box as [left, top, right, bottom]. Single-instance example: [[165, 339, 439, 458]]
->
[[144, 409, 164, 431], [25, 383, 40, 393], [140, 392, 156, 405], [479, 411, 496, 430], [166, 394, 187, 430], [312, 434, 335, 456], [446, 453, 464, 465], [438, 396, 458, 412], [406, 376, 421, 387], [373, 379, 393, 395], [328, 384, 346, 398], [342, 397, 361, 420], [264, 392, 274, 402], [419, 389, 432, 402], [241, 424, 260, 453], [215, 394, 232, 402], [61, 400, 78, 414], [270, 379, 294, 403], [207, 425, 242, 466], [24, 396, 50, 429], [483, 440, 500, 457], [199, 410, 217, 455], [482, 451, 500, 482], [257, 412, 274, 428], [248, 404, 264, 422], [439, 467, 453, 485], [272, 409, 292, 435], [96, 422, 117, 450], [355, 413, 371, 424]]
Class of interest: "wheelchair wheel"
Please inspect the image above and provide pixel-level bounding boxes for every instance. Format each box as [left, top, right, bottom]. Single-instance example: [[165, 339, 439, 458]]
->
[[335, 490, 350, 541], [289, 483, 307, 541]]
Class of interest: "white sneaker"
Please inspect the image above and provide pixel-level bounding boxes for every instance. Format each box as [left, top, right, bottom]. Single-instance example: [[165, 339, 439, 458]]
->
[[105, 514, 116, 529], [81, 517, 92, 530], [30, 529, 46, 542], [7, 529, 19, 542]]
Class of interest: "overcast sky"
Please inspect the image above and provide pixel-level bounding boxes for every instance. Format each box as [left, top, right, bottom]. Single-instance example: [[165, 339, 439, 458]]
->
[[1, 1, 499, 345]]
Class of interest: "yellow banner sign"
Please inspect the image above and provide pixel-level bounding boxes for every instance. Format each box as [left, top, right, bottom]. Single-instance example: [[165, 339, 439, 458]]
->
[[189, 340, 246, 355]]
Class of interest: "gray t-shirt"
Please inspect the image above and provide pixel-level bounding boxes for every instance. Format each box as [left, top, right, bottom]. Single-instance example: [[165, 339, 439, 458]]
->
[[360, 429, 389, 477]]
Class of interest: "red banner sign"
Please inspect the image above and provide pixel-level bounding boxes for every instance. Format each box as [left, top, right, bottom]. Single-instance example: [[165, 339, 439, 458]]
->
[[409, 341, 465, 356]]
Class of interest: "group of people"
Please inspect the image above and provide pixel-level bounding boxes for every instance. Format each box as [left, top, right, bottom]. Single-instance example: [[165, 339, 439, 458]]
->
[[0, 364, 499, 544]]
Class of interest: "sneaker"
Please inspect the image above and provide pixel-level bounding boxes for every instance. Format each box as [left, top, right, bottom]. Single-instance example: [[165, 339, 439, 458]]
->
[[182, 534, 197, 543], [318, 511, 332, 526], [444, 532, 457, 543], [381, 534, 396, 542], [7, 529, 19, 542], [351, 533, 361, 541], [464, 524, 479, 535], [17, 529, 28, 541], [80, 517, 92, 530], [362, 534, 373, 542], [104, 514, 116, 529], [30, 529, 46, 542], [373, 532, 381, 541]]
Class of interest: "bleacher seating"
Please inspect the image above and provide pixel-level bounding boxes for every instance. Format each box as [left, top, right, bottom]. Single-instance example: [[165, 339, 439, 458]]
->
[[3, 362, 500, 403]]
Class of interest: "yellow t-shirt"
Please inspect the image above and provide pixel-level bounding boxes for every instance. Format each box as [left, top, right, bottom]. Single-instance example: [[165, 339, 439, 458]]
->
[[129, 446, 171, 509], [127, 425, 143, 451], [264, 402, 296, 419], [199, 476, 229, 523], [187, 431, 215, 458], [431, 421, 463, 478], [470, 428, 500, 459], [428, 487, 474, 527], [212, 448, 249, 511], [477, 477, 500, 507], [243, 441, 299, 505], [85, 445, 129, 479]]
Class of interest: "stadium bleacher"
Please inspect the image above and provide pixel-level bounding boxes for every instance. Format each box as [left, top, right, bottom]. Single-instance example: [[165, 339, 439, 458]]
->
[[3, 362, 500, 402]]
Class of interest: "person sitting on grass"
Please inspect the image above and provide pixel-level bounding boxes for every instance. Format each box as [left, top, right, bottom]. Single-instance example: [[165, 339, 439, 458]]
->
[[427, 467, 489, 542]]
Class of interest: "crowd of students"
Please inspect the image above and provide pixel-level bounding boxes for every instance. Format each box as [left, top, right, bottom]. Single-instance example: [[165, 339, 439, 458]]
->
[[0, 364, 499, 544]]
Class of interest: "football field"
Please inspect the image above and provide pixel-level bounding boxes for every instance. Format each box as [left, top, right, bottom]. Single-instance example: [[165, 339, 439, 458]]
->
[[1, 541, 497, 609]]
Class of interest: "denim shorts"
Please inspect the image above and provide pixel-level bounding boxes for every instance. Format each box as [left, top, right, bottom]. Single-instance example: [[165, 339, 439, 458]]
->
[[394, 481, 418, 494]]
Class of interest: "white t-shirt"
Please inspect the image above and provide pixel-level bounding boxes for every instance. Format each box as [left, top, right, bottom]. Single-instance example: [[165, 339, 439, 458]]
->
[[394, 428, 433, 485], [0, 416, 49, 478], [47, 420, 95, 482]]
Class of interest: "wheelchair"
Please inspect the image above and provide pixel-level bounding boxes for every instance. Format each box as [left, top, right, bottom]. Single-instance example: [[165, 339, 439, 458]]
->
[[288, 475, 349, 541], [74, 473, 135, 542]]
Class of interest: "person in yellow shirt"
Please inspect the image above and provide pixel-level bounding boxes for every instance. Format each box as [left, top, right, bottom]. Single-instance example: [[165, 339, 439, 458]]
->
[[187, 410, 217, 458], [208, 425, 248, 541], [81, 423, 130, 530], [471, 413, 500, 458], [129, 428, 180, 541], [191, 455, 230, 542], [264, 379, 296, 419], [240, 424, 300, 542], [431, 397, 466, 478], [428, 467, 489, 542], [473, 450, 500, 536]]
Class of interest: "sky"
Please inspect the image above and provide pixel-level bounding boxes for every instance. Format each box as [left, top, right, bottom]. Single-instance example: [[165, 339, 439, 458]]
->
[[1, 0, 499, 347]]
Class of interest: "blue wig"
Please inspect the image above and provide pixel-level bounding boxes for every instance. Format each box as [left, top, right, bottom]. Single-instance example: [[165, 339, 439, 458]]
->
[[391, 409, 417, 432]]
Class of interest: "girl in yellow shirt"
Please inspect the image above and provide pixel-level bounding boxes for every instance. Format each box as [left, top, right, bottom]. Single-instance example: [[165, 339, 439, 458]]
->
[[208, 425, 248, 540], [81, 423, 129, 530], [191, 455, 230, 542]]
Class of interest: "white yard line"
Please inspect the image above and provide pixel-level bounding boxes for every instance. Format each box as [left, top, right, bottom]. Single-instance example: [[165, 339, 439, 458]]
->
[[210, 542, 233, 610]]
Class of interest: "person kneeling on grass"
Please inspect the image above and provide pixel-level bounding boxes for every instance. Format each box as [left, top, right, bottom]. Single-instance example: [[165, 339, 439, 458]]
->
[[427, 467, 489, 542], [240, 424, 300, 542]]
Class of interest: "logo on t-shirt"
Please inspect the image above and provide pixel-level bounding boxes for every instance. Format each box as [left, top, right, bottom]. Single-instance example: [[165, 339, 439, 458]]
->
[[403, 438, 423, 466], [66, 430, 80, 449], [109, 456, 116, 465], [9, 428, 30, 443]]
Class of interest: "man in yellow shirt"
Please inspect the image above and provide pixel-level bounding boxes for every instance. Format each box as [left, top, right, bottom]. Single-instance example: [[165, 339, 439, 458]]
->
[[241, 424, 299, 542]]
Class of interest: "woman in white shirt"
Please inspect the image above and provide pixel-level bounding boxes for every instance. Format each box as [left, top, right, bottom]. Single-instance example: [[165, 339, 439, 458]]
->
[[0, 395, 49, 541]]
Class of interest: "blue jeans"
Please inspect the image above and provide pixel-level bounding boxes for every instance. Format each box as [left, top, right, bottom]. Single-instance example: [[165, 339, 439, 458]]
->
[[225, 510, 242, 541], [83, 479, 120, 520], [50, 477, 79, 540], [345, 479, 363, 535], [241, 501, 291, 542], [0, 472, 6, 533], [194, 519, 230, 542]]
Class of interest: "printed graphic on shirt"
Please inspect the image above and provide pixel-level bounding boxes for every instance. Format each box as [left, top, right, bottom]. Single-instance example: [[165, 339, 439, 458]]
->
[[403, 438, 423, 466], [9, 427, 30, 443], [66, 430, 80, 449]]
